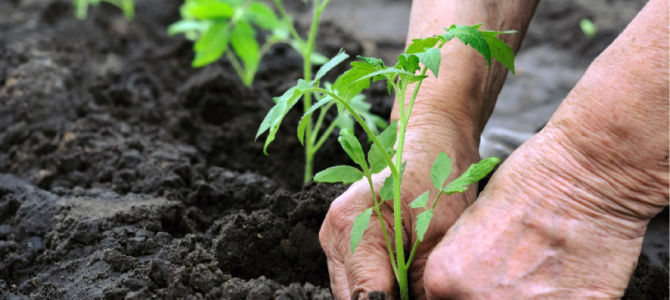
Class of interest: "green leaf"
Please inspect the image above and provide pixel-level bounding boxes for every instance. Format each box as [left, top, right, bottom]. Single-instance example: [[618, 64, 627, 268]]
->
[[444, 157, 500, 195], [398, 54, 420, 74], [414, 48, 441, 77], [336, 113, 354, 131], [332, 62, 377, 101], [338, 129, 368, 170], [409, 191, 430, 209], [257, 81, 312, 154], [430, 152, 452, 190], [357, 56, 385, 69], [352, 67, 424, 86], [441, 24, 491, 67], [245, 2, 279, 29], [168, 20, 209, 36], [351, 207, 374, 253], [184, 1, 234, 20], [314, 50, 349, 83], [405, 37, 439, 54], [297, 96, 333, 145], [579, 19, 597, 38], [380, 174, 394, 201], [192, 21, 229, 67], [379, 161, 407, 201], [310, 52, 329, 65], [230, 20, 260, 81], [367, 120, 397, 174], [484, 35, 516, 74], [415, 209, 434, 242], [314, 165, 364, 184]]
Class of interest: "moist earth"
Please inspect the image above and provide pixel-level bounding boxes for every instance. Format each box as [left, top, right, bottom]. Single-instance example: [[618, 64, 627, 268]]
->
[[0, 0, 667, 299]]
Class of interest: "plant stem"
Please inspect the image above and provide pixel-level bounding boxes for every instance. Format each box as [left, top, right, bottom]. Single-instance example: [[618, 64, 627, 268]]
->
[[365, 174, 399, 279], [302, 0, 329, 183], [313, 117, 337, 152], [311, 102, 334, 146], [306, 88, 398, 176], [274, 0, 304, 45], [393, 82, 409, 300], [406, 190, 445, 268], [226, 51, 248, 86]]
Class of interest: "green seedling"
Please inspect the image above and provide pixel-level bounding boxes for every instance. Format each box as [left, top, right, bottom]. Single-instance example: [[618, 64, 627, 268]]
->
[[580, 18, 597, 38], [173, 0, 386, 182], [257, 23, 515, 300], [73, 0, 135, 20]]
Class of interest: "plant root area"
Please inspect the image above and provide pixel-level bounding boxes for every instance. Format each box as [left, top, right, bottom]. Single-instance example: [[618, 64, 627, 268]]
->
[[0, 0, 667, 299]]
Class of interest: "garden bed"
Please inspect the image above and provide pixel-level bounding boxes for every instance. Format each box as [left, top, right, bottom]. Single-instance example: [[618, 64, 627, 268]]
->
[[0, 0, 667, 299]]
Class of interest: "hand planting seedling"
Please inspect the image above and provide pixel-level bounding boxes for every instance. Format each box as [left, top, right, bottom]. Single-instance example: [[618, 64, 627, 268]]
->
[[171, 0, 384, 182], [73, 0, 135, 20], [257, 23, 515, 300]]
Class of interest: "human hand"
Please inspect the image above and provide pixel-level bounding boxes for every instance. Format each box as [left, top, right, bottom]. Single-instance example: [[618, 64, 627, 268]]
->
[[319, 109, 483, 299]]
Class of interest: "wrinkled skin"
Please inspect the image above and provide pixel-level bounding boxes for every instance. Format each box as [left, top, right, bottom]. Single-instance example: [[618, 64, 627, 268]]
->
[[320, 0, 668, 299]]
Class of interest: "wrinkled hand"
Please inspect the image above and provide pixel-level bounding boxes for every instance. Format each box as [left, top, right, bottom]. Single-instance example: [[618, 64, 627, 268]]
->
[[319, 114, 481, 300]]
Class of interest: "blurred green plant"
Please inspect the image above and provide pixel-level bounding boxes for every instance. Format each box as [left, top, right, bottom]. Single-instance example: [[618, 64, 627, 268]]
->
[[172, 0, 386, 183], [73, 0, 135, 20], [580, 18, 597, 38]]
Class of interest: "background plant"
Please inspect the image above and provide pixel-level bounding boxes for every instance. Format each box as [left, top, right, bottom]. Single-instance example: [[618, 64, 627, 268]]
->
[[169, 0, 386, 182], [257, 23, 516, 300], [73, 0, 135, 20]]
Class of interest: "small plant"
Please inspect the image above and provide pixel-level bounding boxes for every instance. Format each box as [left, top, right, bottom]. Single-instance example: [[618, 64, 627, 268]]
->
[[257, 23, 515, 300], [73, 0, 135, 20], [171, 0, 385, 182]]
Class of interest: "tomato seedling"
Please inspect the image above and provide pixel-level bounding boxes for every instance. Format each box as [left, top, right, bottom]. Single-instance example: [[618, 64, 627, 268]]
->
[[174, 0, 386, 182], [73, 0, 135, 20], [258, 23, 515, 300]]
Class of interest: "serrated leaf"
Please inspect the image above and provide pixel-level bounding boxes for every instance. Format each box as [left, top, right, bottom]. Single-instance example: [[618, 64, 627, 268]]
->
[[314, 165, 363, 184], [351, 208, 374, 253], [245, 2, 279, 29], [430, 152, 452, 190], [231, 20, 259, 82], [339, 129, 368, 170], [297, 96, 333, 145], [397, 54, 420, 73], [444, 157, 500, 195], [192, 21, 229, 67], [415, 209, 434, 242], [441, 24, 491, 67], [380, 174, 394, 201], [484, 35, 516, 74], [409, 191, 430, 209], [332, 62, 377, 101], [314, 50, 349, 83], [258, 102, 286, 154], [357, 56, 385, 69], [257, 81, 311, 154], [352, 67, 423, 86], [406, 37, 439, 54], [414, 48, 441, 77], [367, 120, 397, 173], [379, 161, 407, 201]]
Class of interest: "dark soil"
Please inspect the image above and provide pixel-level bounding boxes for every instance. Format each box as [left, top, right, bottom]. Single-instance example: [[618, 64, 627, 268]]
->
[[0, 0, 667, 299]]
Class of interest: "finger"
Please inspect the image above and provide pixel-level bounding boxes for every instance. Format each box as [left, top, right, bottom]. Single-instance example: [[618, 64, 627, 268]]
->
[[345, 216, 398, 299], [325, 244, 350, 299], [324, 183, 398, 299]]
